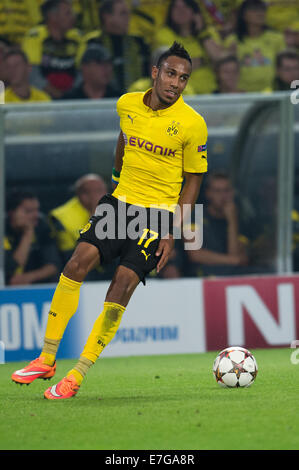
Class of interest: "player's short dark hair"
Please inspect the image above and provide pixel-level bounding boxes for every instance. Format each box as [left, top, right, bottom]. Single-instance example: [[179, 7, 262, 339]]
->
[[276, 49, 299, 68], [156, 41, 192, 69], [3, 48, 29, 64], [6, 189, 38, 212], [41, 0, 69, 20]]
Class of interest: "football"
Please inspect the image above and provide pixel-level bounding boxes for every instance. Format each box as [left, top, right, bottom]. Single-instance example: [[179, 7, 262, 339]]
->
[[213, 346, 258, 388]]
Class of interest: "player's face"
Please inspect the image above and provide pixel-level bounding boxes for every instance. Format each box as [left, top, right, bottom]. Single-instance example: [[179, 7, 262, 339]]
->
[[152, 56, 191, 107]]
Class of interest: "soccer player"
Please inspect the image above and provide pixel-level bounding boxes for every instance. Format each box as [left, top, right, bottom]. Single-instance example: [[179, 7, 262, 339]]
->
[[11, 41, 208, 399]]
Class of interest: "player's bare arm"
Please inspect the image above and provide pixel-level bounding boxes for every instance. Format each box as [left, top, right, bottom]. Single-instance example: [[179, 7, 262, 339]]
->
[[114, 130, 125, 173], [156, 172, 204, 273], [111, 131, 125, 190]]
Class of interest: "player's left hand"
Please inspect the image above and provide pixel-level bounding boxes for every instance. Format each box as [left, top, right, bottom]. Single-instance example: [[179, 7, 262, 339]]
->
[[155, 235, 175, 273]]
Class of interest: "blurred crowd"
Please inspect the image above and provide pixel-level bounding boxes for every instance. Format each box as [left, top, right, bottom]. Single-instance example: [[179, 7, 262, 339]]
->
[[3, 0, 299, 285], [6, 169, 296, 286], [0, 0, 298, 102]]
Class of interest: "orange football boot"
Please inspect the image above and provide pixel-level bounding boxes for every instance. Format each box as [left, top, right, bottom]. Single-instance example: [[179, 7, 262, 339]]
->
[[11, 357, 56, 385], [44, 375, 80, 400]]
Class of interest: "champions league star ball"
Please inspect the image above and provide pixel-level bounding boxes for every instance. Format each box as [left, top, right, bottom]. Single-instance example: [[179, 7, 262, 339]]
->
[[213, 346, 258, 388]]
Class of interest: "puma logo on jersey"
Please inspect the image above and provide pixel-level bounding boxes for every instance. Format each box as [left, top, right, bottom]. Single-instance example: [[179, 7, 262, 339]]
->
[[141, 250, 151, 261], [128, 114, 136, 123]]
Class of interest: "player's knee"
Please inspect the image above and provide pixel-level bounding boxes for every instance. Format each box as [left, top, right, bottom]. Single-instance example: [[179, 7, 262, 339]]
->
[[63, 243, 100, 282], [106, 267, 139, 304], [63, 254, 89, 282], [111, 273, 133, 295]]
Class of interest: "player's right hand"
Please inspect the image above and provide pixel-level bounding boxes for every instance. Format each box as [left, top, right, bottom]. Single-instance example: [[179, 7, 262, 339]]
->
[[155, 235, 175, 273]]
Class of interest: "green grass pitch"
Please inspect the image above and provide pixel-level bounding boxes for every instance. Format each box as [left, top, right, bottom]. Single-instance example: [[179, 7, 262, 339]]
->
[[0, 348, 298, 450]]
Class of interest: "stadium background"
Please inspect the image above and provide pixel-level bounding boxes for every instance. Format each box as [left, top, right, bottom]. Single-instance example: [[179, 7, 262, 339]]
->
[[0, 0, 299, 362]]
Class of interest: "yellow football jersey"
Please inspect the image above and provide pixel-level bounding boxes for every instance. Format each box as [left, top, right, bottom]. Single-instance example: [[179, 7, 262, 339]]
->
[[112, 89, 208, 211]]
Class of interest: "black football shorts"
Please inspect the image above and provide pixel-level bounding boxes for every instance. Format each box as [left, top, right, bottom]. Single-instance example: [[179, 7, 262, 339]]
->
[[78, 194, 173, 284]]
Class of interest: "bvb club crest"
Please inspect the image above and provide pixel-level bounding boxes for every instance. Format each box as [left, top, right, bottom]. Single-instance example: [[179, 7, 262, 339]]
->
[[166, 120, 180, 136]]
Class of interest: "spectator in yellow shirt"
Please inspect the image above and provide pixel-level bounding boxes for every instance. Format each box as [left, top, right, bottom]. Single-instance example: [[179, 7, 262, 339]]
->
[[0, 0, 42, 45], [154, 0, 230, 94], [264, 0, 299, 33], [48, 173, 107, 264], [198, 0, 242, 39], [22, 0, 82, 99], [3, 49, 51, 103], [228, 0, 286, 92], [71, 0, 101, 33], [48, 173, 116, 281], [77, 0, 150, 95], [128, 0, 170, 48]]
